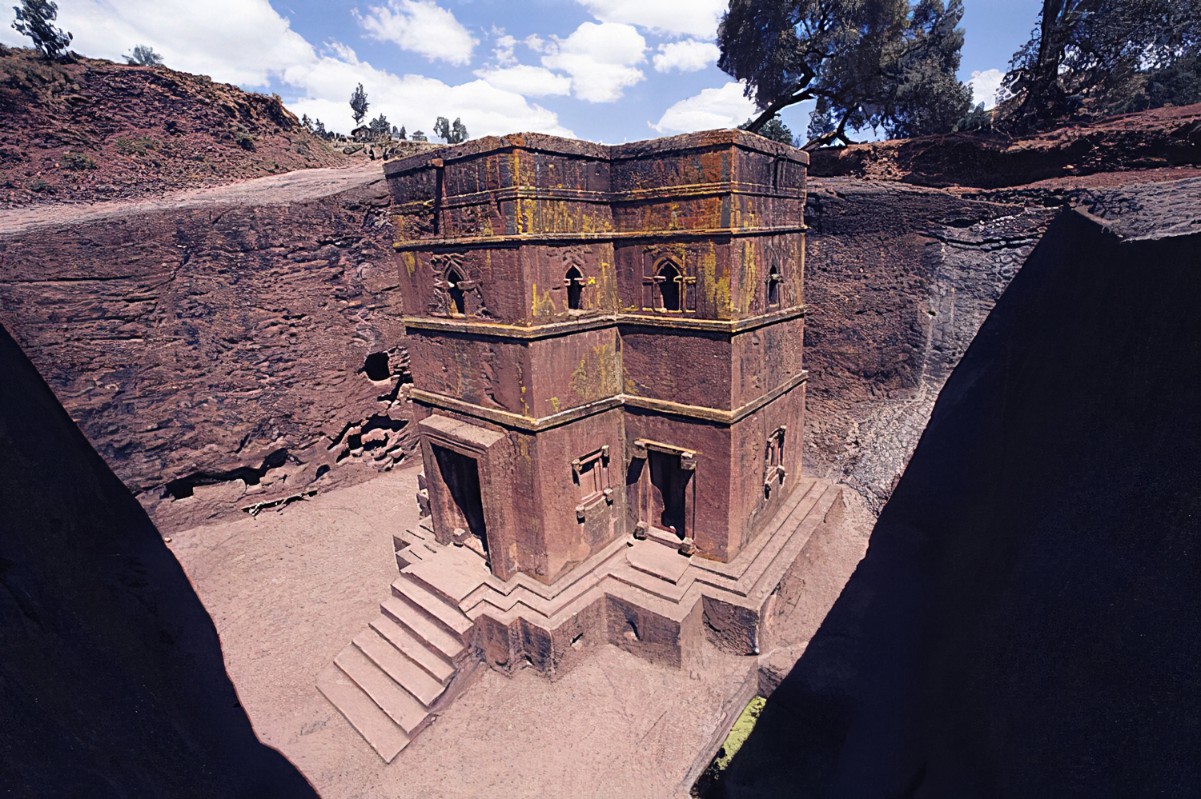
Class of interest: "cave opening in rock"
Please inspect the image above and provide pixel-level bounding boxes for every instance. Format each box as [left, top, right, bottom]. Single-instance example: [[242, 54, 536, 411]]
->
[[362, 352, 390, 381]]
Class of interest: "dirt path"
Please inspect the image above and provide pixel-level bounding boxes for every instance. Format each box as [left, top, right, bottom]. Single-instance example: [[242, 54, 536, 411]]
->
[[168, 465, 871, 798], [0, 163, 383, 236]]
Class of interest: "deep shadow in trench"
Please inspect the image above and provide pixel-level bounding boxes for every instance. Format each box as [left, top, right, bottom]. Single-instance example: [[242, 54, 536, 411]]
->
[[0, 324, 317, 798], [716, 210, 1201, 798]]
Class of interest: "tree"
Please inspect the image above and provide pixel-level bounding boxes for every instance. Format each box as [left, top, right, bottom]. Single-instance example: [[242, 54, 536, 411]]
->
[[349, 83, 369, 126], [434, 116, 469, 144], [397, 125, 407, 140], [368, 113, 390, 138], [11, 0, 72, 59], [741, 115, 795, 145], [410, 130, 428, 142], [124, 44, 163, 66], [1001, 0, 1201, 130], [717, 0, 971, 147]]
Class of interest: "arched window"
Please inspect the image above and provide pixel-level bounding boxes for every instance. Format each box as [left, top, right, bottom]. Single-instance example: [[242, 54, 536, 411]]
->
[[656, 261, 682, 312], [565, 266, 584, 310], [446, 267, 466, 316], [767, 261, 782, 307]]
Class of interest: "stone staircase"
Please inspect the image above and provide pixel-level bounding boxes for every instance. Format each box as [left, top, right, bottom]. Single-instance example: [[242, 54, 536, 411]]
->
[[317, 566, 478, 762], [320, 477, 843, 761]]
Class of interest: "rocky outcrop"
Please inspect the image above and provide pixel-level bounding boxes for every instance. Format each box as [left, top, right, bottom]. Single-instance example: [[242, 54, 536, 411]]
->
[[0, 165, 413, 533], [0, 323, 317, 796], [803, 178, 1054, 508], [0, 46, 348, 207], [720, 184, 1201, 797], [809, 102, 1201, 188], [802, 170, 1201, 510]]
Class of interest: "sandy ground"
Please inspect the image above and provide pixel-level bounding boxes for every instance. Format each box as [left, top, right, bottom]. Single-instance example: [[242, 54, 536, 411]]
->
[[169, 463, 871, 798]]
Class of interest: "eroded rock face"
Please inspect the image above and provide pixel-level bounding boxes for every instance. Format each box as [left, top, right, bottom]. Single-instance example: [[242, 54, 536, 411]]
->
[[803, 178, 1055, 508], [721, 192, 1201, 798], [0, 167, 413, 533], [0, 323, 316, 796]]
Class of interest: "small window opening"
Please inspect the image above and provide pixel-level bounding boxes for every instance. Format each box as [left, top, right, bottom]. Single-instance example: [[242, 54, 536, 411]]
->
[[362, 352, 390, 381], [446, 268, 466, 316], [565, 266, 584, 310], [657, 262, 682, 311], [768, 262, 782, 307]]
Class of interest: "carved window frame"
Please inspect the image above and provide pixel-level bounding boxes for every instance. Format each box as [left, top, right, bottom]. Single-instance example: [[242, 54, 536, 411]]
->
[[641, 258, 696, 313], [572, 445, 613, 521], [564, 265, 587, 311], [764, 426, 787, 496], [767, 259, 783, 307]]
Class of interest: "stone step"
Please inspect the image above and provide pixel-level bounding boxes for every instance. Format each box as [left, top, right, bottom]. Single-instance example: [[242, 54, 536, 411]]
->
[[334, 645, 429, 735], [381, 596, 466, 662], [392, 576, 474, 638], [369, 614, 456, 684], [626, 541, 692, 584], [352, 628, 447, 708], [317, 665, 410, 763]]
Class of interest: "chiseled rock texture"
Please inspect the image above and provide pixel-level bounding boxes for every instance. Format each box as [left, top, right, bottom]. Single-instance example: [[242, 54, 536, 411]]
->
[[0, 165, 413, 533], [801, 168, 1201, 510], [721, 187, 1201, 797], [0, 323, 317, 797]]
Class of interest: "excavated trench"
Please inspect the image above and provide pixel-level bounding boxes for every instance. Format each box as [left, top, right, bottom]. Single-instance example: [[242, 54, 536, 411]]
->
[[715, 202, 1201, 796]]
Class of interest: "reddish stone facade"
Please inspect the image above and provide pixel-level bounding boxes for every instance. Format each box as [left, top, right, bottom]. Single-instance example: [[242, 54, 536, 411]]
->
[[386, 130, 809, 585]]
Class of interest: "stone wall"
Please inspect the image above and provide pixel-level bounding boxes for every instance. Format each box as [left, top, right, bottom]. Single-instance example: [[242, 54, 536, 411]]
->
[[0, 169, 412, 533]]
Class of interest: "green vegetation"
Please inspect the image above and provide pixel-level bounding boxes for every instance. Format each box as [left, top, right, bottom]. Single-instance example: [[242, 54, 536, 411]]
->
[[742, 116, 796, 146], [123, 44, 163, 67], [999, 0, 1201, 131], [60, 150, 95, 170], [434, 116, 469, 144], [692, 696, 767, 797], [114, 135, 160, 156], [11, 0, 72, 59], [349, 82, 369, 126], [717, 0, 971, 147]]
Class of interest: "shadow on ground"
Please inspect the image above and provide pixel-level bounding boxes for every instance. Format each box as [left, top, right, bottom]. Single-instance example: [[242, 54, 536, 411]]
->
[[0, 324, 316, 797], [716, 210, 1201, 797]]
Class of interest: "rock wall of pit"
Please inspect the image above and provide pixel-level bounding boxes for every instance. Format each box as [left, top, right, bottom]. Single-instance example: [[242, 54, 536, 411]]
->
[[721, 200, 1201, 796], [0, 169, 412, 533], [0, 322, 317, 795]]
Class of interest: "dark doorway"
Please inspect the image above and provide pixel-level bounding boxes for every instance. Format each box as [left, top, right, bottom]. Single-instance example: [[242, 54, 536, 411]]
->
[[768, 262, 781, 306], [432, 445, 488, 553], [446, 268, 467, 315], [648, 449, 690, 538], [565, 266, 584, 310], [657, 262, 682, 311]]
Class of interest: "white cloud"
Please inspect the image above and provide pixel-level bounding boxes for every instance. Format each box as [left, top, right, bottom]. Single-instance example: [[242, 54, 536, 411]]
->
[[523, 34, 549, 54], [969, 68, 1005, 109], [542, 22, 646, 103], [652, 39, 720, 73], [474, 64, 572, 97], [355, 0, 477, 66], [286, 45, 573, 137], [7, 1, 571, 139], [4, 0, 316, 87], [650, 82, 756, 134], [491, 28, 518, 66], [576, 0, 726, 38]]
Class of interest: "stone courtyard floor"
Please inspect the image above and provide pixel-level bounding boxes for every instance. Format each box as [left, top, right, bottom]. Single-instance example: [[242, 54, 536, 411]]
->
[[168, 463, 870, 798]]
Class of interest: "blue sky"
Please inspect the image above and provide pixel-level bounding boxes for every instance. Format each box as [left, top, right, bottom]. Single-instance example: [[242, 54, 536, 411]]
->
[[2, 1, 1042, 143]]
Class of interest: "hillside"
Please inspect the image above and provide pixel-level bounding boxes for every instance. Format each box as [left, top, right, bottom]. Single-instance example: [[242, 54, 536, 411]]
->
[[0, 46, 349, 207], [809, 102, 1201, 189]]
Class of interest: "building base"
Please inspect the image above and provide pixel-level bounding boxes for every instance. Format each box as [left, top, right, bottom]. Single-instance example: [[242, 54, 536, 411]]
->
[[319, 477, 843, 761]]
